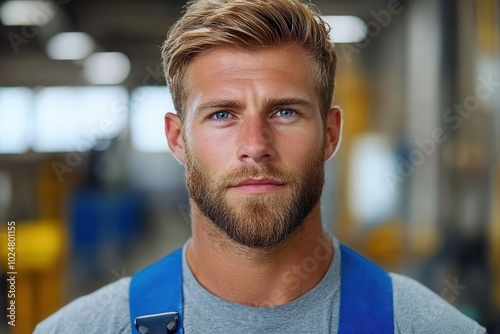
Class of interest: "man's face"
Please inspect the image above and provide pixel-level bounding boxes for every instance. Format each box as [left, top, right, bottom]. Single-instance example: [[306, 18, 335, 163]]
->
[[179, 45, 329, 248]]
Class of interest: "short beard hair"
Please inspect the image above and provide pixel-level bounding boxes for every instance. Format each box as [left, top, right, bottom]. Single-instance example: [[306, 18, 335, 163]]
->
[[185, 144, 325, 249]]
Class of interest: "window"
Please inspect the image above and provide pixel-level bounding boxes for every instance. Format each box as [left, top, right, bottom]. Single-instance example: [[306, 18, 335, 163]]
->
[[130, 86, 174, 152], [33, 86, 128, 152], [0, 87, 33, 154]]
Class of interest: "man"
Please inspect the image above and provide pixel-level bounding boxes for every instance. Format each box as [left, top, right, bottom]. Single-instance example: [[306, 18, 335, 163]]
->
[[36, 0, 486, 333]]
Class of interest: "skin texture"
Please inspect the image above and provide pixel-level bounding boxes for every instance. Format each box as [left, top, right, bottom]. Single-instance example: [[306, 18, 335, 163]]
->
[[165, 44, 342, 307]]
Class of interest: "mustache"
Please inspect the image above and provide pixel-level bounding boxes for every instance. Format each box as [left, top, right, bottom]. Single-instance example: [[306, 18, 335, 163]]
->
[[220, 165, 292, 188]]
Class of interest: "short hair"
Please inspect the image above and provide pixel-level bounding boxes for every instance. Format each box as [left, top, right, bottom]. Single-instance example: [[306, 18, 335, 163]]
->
[[161, 0, 337, 121]]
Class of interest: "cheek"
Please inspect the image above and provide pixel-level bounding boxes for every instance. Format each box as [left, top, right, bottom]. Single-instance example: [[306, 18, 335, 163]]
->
[[190, 130, 235, 169], [277, 129, 323, 160]]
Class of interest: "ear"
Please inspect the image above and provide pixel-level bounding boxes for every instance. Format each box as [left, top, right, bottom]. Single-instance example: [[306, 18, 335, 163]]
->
[[165, 112, 186, 164], [324, 106, 342, 161]]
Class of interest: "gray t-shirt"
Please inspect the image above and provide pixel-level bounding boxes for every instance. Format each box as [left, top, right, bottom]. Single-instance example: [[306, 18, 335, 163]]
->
[[35, 237, 486, 333]]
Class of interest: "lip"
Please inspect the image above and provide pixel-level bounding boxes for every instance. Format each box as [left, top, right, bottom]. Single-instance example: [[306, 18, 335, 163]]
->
[[233, 178, 282, 187], [230, 178, 284, 194]]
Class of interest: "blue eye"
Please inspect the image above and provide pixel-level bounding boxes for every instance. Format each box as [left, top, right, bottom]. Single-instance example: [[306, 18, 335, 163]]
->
[[213, 111, 230, 120], [276, 109, 295, 117]]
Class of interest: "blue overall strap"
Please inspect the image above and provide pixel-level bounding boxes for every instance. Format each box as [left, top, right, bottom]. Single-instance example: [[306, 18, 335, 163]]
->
[[129, 248, 183, 334], [338, 244, 394, 333]]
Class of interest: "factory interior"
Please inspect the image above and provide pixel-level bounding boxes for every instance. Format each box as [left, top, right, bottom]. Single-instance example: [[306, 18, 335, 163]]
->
[[0, 0, 499, 332]]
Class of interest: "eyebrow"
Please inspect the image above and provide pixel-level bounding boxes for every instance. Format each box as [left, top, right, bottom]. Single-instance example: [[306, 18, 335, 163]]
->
[[194, 100, 244, 114], [263, 97, 315, 110], [194, 97, 315, 114]]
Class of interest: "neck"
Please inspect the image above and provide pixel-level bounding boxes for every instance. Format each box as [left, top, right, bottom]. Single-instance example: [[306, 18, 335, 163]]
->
[[186, 202, 334, 307]]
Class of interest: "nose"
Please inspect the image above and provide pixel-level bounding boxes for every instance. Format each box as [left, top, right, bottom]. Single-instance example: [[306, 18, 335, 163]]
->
[[236, 115, 275, 164]]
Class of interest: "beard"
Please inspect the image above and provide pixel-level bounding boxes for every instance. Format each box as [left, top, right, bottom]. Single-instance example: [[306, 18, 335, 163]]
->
[[184, 143, 325, 249]]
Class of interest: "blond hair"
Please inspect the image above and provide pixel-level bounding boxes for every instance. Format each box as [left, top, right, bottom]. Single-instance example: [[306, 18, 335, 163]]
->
[[161, 0, 337, 120]]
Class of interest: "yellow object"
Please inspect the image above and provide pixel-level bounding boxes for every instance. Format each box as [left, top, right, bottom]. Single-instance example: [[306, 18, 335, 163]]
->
[[0, 220, 63, 270], [1, 219, 64, 334], [358, 221, 405, 271], [491, 166, 500, 310], [334, 62, 370, 242]]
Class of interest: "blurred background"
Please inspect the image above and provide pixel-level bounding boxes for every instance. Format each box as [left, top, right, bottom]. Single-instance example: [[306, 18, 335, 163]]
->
[[0, 0, 499, 332]]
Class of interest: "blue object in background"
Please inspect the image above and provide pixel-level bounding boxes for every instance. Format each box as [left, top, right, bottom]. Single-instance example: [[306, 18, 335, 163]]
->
[[69, 188, 143, 277]]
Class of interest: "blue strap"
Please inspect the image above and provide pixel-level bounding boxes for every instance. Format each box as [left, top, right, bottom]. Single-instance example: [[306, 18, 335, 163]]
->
[[338, 244, 394, 333], [129, 248, 183, 334], [129, 244, 393, 333]]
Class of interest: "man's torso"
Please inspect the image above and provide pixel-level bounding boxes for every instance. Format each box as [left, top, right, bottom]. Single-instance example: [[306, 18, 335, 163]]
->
[[34, 237, 486, 334]]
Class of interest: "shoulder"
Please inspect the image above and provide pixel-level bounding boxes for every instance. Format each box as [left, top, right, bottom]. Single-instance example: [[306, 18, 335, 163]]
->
[[390, 273, 486, 334], [34, 277, 131, 334]]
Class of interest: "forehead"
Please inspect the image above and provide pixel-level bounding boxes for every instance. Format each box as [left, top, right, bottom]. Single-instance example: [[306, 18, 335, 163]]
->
[[182, 45, 321, 114]]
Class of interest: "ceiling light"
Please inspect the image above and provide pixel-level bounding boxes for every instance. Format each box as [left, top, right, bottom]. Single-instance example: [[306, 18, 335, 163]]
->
[[322, 15, 367, 43], [46, 32, 95, 60], [0, 0, 56, 26], [83, 52, 131, 85]]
